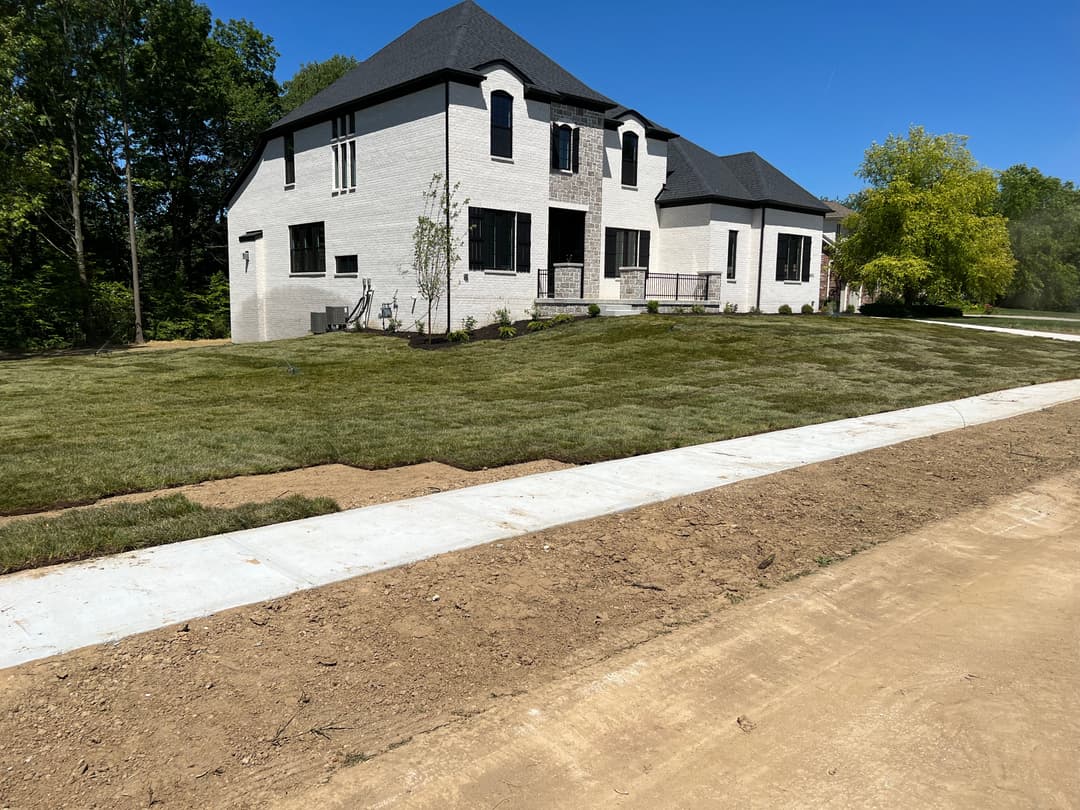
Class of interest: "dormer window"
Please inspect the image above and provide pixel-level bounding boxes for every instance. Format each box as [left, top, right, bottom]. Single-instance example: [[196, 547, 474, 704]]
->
[[621, 131, 638, 187], [551, 124, 580, 173], [490, 91, 513, 158]]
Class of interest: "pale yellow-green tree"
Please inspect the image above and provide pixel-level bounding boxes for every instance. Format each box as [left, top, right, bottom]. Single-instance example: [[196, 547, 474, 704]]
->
[[835, 126, 1015, 305]]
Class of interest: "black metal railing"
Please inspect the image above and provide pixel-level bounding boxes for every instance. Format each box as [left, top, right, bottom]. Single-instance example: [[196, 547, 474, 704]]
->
[[643, 272, 710, 301], [537, 266, 555, 299]]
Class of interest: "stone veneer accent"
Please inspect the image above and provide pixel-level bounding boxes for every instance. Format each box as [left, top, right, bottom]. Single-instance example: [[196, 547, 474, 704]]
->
[[618, 268, 646, 300], [548, 102, 604, 299], [553, 263, 584, 299]]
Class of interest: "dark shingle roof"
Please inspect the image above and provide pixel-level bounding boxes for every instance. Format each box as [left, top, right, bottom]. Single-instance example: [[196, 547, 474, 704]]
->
[[658, 139, 830, 215], [823, 199, 855, 219], [605, 106, 678, 140], [274, 1, 614, 131]]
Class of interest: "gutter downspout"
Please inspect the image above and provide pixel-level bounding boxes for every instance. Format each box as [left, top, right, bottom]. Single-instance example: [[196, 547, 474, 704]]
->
[[445, 81, 452, 335], [755, 206, 766, 311]]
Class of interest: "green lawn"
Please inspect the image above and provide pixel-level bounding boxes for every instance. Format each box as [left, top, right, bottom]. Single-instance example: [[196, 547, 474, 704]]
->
[[991, 307, 1080, 320], [0, 495, 338, 573], [951, 317, 1080, 335], [2, 315, 1078, 516]]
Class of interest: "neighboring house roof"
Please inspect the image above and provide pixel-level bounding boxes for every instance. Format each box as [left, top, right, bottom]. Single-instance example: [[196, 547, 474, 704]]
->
[[658, 139, 831, 215], [822, 199, 855, 220], [274, 0, 615, 133]]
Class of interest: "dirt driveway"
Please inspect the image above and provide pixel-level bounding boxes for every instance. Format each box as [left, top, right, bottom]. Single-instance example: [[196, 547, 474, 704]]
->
[[0, 402, 1078, 809]]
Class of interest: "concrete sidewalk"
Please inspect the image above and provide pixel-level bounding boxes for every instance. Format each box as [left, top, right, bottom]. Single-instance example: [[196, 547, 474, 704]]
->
[[2, 380, 1079, 670], [918, 319, 1080, 342]]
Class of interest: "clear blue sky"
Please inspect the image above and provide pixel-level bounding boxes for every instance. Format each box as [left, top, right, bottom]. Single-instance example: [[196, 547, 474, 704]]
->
[[210, 0, 1079, 199]]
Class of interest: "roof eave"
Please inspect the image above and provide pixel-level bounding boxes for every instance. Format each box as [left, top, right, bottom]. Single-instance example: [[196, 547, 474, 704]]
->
[[657, 194, 831, 216], [523, 85, 616, 113]]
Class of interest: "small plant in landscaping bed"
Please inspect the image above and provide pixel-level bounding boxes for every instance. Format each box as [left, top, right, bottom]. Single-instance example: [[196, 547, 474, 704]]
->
[[588, 303, 601, 317], [448, 329, 471, 343], [494, 307, 512, 327], [801, 304, 814, 315], [646, 300, 660, 314], [526, 320, 552, 332], [846, 304, 856, 314], [550, 313, 575, 325], [498, 324, 517, 339], [673, 306, 687, 314], [778, 304, 793, 315], [723, 302, 738, 314], [462, 315, 477, 336], [385, 316, 402, 333], [691, 304, 706, 315], [748, 306, 762, 314], [413, 319, 425, 335]]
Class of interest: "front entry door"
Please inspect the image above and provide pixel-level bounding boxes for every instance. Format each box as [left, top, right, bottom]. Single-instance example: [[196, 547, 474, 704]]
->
[[548, 207, 585, 268]]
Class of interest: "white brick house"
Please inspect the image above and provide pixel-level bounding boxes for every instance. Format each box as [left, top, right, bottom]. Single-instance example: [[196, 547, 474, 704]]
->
[[226, 1, 830, 342]]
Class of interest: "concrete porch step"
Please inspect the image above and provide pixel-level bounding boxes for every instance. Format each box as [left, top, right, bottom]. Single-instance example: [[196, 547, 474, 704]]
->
[[599, 305, 638, 317]]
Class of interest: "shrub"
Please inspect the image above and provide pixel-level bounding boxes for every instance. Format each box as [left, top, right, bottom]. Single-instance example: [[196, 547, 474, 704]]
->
[[551, 313, 574, 325], [646, 300, 660, 314], [526, 320, 551, 332], [778, 304, 792, 315], [691, 304, 706, 315], [414, 319, 425, 335], [673, 306, 687, 314], [462, 315, 478, 335], [801, 303, 814, 315], [448, 329, 471, 343], [498, 324, 517, 339], [859, 302, 963, 319], [494, 307, 512, 327], [90, 281, 135, 343], [587, 303, 601, 318], [846, 304, 856, 314], [749, 306, 762, 314], [723, 302, 738, 314], [385, 317, 401, 333]]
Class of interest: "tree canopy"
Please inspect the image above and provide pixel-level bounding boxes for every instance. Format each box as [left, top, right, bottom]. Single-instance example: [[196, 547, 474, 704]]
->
[[996, 165, 1080, 311], [836, 126, 1015, 305], [280, 54, 358, 114]]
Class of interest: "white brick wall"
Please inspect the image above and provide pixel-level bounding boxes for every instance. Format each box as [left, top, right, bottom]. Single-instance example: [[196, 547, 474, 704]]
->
[[757, 208, 824, 313]]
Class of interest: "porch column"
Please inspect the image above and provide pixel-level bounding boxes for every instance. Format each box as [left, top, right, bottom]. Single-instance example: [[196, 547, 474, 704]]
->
[[553, 263, 585, 299], [619, 268, 646, 300]]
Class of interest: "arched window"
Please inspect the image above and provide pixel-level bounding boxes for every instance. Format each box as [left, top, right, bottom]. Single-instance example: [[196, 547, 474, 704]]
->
[[490, 91, 513, 158], [621, 131, 638, 187], [551, 124, 580, 172]]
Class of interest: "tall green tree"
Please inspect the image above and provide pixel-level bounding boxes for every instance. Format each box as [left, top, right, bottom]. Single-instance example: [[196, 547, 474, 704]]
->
[[996, 165, 1080, 311], [280, 54, 358, 113], [835, 126, 1015, 305]]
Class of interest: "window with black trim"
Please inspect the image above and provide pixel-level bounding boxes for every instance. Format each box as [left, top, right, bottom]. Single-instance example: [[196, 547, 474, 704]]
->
[[289, 222, 325, 275], [551, 124, 580, 172], [284, 133, 295, 186], [335, 255, 358, 275], [330, 112, 357, 193], [775, 233, 812, 282], [621, 131, 638, 187], [468, 207, 531, 272], [490, 91, 513, 158], [726, 230, 738, 279], [604, 227, 651, 278]]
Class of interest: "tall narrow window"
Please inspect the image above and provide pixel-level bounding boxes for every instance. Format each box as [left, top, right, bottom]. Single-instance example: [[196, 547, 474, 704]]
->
[[621, 131, 638, 187], [284, 133, 295, 186], [726, 230, 738, 279], [551, 124, 574, 171], [330, 113, 357, 193], [491, 91, 513, 158]]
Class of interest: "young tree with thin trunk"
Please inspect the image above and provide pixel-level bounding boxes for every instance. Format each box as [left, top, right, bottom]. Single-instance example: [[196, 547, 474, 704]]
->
[[411, 173, 465, 341]]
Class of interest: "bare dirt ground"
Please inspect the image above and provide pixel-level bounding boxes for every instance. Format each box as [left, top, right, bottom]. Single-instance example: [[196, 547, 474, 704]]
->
[[0, 402, 1078, 809], [287, 471, 1080, 809], [0, 460, 572, 527]]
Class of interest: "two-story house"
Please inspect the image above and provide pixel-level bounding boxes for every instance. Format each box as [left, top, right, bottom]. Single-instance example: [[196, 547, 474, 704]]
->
[[226, 0, 830, 342]]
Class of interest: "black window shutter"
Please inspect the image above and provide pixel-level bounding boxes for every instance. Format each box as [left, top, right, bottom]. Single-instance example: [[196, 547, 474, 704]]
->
[[639, 230, 650, 269], [775, 234, 787, 281], [468, 207, 483, 270], [516, 212, 531, 272], [550, 125, 559, 170], [604, 228, 617, 277], [801, 236, 812, 282], [572, 128, 580, 174]]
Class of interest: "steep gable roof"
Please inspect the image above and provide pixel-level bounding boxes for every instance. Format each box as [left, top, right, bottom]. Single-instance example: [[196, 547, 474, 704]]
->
[[659, 139, 830, 215], [274, 1, 614, 132]]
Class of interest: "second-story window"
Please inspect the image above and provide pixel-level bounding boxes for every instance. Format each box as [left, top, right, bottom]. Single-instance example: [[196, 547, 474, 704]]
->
[[490, 91, 513, 158], [284, 133, 295, 186], [551, 124, 580, 173], [331, 112, 357, 193], [621, 131, 638, 187]]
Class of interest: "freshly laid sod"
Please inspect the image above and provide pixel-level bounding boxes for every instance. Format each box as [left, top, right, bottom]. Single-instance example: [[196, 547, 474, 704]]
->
[[948, 316, 1080, 335], [990, 307, 1080, 320], [0, 494, 339, 574], [1, 315, 1078, 516]]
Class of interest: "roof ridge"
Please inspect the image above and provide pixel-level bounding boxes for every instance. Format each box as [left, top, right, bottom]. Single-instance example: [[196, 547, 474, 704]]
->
[[445, 1, 475, 66]]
